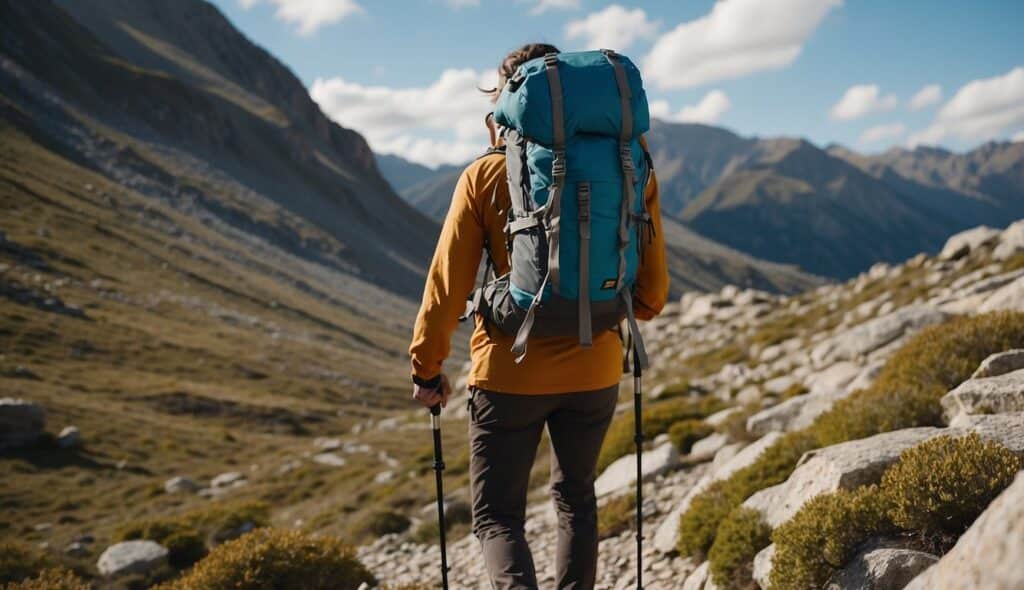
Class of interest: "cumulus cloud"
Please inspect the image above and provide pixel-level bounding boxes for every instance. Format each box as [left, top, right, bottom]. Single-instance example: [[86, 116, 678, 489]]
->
[[907, 84, 942, 112], [649, 90, 732, 124], [858, 123, 907, 145], [310, 69, 493, 167], [908, 66, 1024, 147], [829, 84, 899, 120], [239, 0, 362, 35], [642, 0, 841, 90], [527, 0, 580, 16], [565, 5, 660, 51]]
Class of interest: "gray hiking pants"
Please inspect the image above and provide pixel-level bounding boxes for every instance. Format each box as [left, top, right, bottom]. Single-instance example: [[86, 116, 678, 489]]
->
[[468, 385, 620, 590]]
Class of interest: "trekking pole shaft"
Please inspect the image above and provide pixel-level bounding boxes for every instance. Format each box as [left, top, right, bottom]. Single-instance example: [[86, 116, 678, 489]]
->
[[430, 405, 450, 590], [633, 346, 644, 590]]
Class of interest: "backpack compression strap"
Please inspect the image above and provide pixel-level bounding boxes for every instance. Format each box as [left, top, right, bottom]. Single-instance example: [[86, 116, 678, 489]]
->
[[511, 52, 567, 362], [603, 49, 648, 369]]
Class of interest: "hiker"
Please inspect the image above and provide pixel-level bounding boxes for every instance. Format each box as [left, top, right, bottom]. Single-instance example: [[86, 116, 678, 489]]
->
[[409, 43, 668, 590]]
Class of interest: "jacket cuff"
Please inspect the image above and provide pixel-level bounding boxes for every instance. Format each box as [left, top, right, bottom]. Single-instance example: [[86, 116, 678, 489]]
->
[[412, 374, 442, 389]]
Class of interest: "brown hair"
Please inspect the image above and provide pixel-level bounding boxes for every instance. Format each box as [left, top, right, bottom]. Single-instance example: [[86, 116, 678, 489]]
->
[[481, 43, 560, 103]]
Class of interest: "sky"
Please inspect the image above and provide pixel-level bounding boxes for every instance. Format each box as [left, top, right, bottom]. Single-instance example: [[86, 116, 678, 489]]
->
[[211, 0, 1024, 168]]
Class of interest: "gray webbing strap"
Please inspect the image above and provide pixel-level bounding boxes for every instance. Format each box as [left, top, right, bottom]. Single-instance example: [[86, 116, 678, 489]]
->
[[604, 50, 636, 293], [577, 182, 592, 347], [510, 272, 549, 363], [544, 53, 566, 294], [507, 214, 542, 235], [621, 291, 648, 369]]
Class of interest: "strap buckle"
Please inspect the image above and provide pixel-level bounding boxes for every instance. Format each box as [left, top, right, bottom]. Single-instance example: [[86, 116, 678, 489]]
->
[[577, 185, 591, 221], [552, 149, 567, 179]]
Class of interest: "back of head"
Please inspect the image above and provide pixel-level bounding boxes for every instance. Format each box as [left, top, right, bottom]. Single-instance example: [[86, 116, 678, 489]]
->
[[483, 43, 560, 103]]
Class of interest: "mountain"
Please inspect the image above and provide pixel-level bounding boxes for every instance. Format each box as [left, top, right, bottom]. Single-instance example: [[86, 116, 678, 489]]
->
[[375, 153, 460, 195], [4, 0, 437, 297], [400, 166, 465, 221]]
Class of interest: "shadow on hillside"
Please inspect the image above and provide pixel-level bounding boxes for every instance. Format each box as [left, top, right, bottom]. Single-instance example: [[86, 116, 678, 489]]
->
[[1, 444, 142, 473]]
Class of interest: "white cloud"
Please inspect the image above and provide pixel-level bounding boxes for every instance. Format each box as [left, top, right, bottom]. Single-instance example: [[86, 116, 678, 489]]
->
[[907, 84, 942, 112], [239, 0, 362, 35], [527, 0, 580, 16], [643, 0, 841, 90], [858, 123, 907, 145], [650, 90, 732, 124], [310, 69, 493, 167], [908, 66, 1024, 147], [1014, 130, 1024, 143], [829, 84, 899, 120], [565, 5, 660, 51]]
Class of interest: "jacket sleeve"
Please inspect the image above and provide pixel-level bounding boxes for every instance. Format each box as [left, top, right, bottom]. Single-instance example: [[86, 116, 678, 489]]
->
[[409, 167, 485, 381], [633, 169, 670, 321]]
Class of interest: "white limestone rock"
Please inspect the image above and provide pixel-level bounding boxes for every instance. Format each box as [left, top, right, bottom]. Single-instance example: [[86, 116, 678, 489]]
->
[[595, 442, 679, 497], [97, 540, 168, 577]]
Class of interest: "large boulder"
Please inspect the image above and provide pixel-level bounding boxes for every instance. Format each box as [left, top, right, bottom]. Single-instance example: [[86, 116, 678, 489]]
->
[[595, 442, 678, 497], [939, 226, 1000, 260], [689, 433, 729, 462], [948, 413, 1024, 453], [752, 544, 775, 589], [97, 540, 169, 577], [904, 472, 1024, 590], [993, 219, 1024, 261], [979, 276, 1024, 313], [941, 368, 1024, 420], [681, 561, 710, 590], [0, 398, 45, 450], [653, 433, 783, 553], [826, 547, 938, 590], [743, 428, 942, 527], [746, 387, 853, 436], [810, 306, 947, 367]]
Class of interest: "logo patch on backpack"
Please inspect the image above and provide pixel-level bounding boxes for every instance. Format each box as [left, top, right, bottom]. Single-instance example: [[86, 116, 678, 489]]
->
[[601, 278, 618, 290]]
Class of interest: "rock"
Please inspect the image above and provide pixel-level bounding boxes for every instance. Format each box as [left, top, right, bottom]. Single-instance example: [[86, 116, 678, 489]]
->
[[810, 306, 947, 366], [949, 413, 1024, 453], [941, 368, 1024, 420], [979, 277, 1024, 312], [710, 443, 744, 474], [595, 442, 679, 497], [64, 541, 90, 557], [56, 425, 81, 449], [96, 540, 169, 577], [705, 406, 742, 429], [211, 471, 246, 489], [654, 433, 783, 553], [164, 476, 200, 494], [752, 544, 775, 590], [805, 361, 862, 394], [971, 350, 1024, 379], [747, 394, 808, 436], [312, 452, 347, 467], [689, 433, 729, 461], [681, 561, 710, 590], [743, 428, 942, 527], [826, 547, 938, 590], [845, 359, 885, 393], [993, 220, 1024, 261], [939, 226, 1000, 260], [313, 437, 342, 451], [0, 398, 45, 449], [904, 472, 1024, 590]]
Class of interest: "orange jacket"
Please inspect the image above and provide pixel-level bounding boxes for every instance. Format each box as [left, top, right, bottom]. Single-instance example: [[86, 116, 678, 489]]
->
[[409, 149, 669, 394]]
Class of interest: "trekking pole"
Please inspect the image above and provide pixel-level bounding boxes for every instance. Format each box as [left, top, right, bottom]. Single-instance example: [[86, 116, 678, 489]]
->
[[632, 343, 644, 590], [429, 404, 450, 590]]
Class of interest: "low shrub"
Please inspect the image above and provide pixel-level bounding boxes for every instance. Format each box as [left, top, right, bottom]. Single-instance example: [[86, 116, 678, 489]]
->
[[0, 541, 49, 584], [598, 494, 636, 540], [1, 569, 88, 590], [769, 486, 892, 590], [677, 312, 1024, 558], [599, 396, 724, 472], [157, 528, 374, 590], [882, 433, 1022, 536], [354, 510, 411, 539], [779, 382, 809, 400], [116, 500, 269, 568], [411, 520, 439, 544], [668, 420, 714, 455], [707, 507, 771, 589]]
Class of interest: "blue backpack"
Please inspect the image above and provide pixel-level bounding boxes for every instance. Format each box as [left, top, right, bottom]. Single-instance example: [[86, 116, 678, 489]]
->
[[467, 49, 651, 366]]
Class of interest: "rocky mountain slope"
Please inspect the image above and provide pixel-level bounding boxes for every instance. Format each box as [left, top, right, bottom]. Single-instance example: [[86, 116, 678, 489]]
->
[[358, 221, 1024, 589]]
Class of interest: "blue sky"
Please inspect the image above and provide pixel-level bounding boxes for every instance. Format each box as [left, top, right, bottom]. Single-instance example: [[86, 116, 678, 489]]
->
[[212, 0, 1024, 167]]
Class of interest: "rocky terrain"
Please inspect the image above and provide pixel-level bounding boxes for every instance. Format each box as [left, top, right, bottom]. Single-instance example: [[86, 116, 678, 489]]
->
[[356, 221, 1024, 589]]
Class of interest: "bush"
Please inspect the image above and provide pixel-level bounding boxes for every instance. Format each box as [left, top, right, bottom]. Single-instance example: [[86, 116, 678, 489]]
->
[[157, 528, 374, 590], [0, 541, 49, 584], [668, 420, 714, 455], [354, 510, 411, 539], [116, 500, 270, 569], [707, 508, 771, 589], [882, 433, 1022, 536], [677, 312, 1024, 557], [598, 494, 636, 541], [769, 486, 892, 590], [1, 569, 88, 590], [599, 396, 724, 472]]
